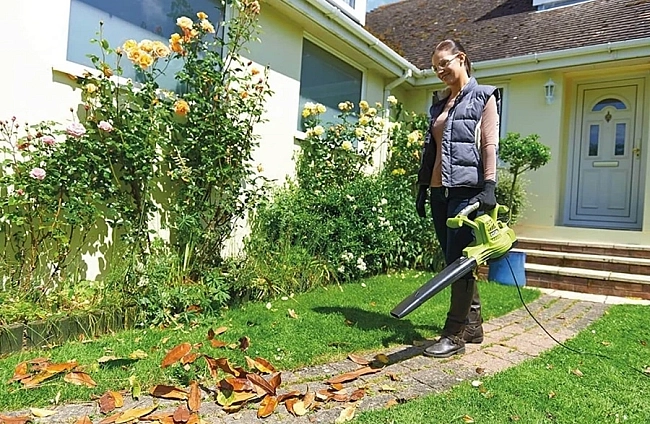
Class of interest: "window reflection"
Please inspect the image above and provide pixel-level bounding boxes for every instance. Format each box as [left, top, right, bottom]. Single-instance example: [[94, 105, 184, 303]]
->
[[588, 124, 599, 156], [592, 98, 626, 112], [615, 123, 626, 156]]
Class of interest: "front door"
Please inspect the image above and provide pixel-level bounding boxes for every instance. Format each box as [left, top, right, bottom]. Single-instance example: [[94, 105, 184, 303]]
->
[[567, 79, 644, 229]]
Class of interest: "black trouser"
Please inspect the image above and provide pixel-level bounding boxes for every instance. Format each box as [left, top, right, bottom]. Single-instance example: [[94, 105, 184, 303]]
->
[[430, 186, 482, 336]]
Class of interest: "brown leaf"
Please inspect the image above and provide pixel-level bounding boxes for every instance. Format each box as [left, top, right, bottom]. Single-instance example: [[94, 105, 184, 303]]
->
[[288, 309, 298, 319], [214, 326, 228, 336], [326, 366, 382, 385], [239, 336, 250, 351], [172, 405, 190, 423], [277, 390, 301, 403], [385, 399, 398, 408], [347, 354, 370, 366], [98, 412, 120, 424], [350, 388, 365, 401], [303, 390, 316, 410], [21, 371, 58, 388], [245, 356, 276, 374], [285, 398, 308, 416], [247, 373, 276, 395], [139, 411, 175, 422], [216, 357, 245, 377], [64, 372, 97, 388], [220, 377, 254, 392], [330, 383, 344, 391], [114, 405, 158, 424], [98, 392, 118, 414], [8, 362, 29, 384], [150, 385, 188, 400], [29, 409, 56, 418], [45, 361, 79, 373], [571, 368, 584, 377], [207, 328, 215, 340], [188, 381, 201, 412], [161, 343, 192, 368], [335, 406, 356, 423], [75, 417, 92, 424], [475, 367, 485, 374], [210, 339, 228, 348], [203, 355, 221, 380], [0, 415, 32, 424], [181, 353, 200, 365], [186, 413, 200, 424], [257, 395, 278, 418], [268, 372, 282, 391]]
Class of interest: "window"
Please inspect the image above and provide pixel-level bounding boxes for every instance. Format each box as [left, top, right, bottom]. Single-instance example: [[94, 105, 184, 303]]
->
[[67, 0, 223, 90], [298, 39, 363, 131]]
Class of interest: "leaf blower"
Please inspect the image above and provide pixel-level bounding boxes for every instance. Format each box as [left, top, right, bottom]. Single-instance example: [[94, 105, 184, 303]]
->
[[391, 203, 517, 319]]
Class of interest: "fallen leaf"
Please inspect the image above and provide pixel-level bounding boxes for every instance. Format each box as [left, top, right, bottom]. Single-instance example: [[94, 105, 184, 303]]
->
[[277, 391, 301, 403], [21, 371, 58, 388], [571, 368, 584, 377], [216, 389, 258, 406], [8, 362, 29, 383], [285, 398, 309, 416], [97, 356, 121, 364], [247, 373, 276, 395], [128, 375, 141, 400], [471, 380, 482, 387], [326, 366, 382, 385], [475, 367, 485, 374], [98, 412, 120, 424], [75, 417, 93, 424], [30, 408, 56, 418], [350, 388, 365, 401], [150, 385, 188, 400], [379, 385, 396, 392], [257, 395, 278, 418], [462, 414, 476, 423], [246, 356, 276, 374], [209, 357, 244, 377], [188, 381, 201, 412], [45, 361, 79, 373], [181, 353, 200, 365], [303, 389, 315, 409], [186, 413, 200, 424], [214, 326, 228, 336], [161, 343, 192, 368], [347, 354, 370, 366], [548, 391, 556, 399], [288, 309, 298, 319], [64, 372, 97, 388], [335, 406, 356, 423], [220, 377, 255, 392], [330, 383, 344, 391], [210, 339, 228, 348], [239, 336, 250, 351], [386, 372, 401, 381], [114, 404, 158, 424], [0, 415, 32, 424], [129, 349, 148, 360], [172, 405, 190, 423], [99, 392, 117, 414], [139, 411, 174, 422]]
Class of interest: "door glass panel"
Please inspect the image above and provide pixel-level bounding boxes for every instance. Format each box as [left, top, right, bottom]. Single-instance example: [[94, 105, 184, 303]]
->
[[588, 124, 599, 156], [592, 98, 627, 111], [615, 123, 626, 156]]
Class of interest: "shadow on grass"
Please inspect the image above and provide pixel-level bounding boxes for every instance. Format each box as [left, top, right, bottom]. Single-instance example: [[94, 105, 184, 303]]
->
[[312, 306, 442, 364]]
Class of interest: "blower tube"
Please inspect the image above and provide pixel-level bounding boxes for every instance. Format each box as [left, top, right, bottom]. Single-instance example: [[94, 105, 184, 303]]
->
[[390, 256, 478, 319]]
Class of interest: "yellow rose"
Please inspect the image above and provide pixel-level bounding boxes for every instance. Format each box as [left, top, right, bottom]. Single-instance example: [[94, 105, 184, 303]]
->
[[200, 20, 215, 33], [359, 100, 369, 111], [138, 39, 154, 52], [170, 33, 183, 44], [342, 140, 353, 151], [84, 83, 98, 94], [367, 107, 377, 116], [127, 47, 142, 62], [315, 103, 326, 114], [387, 95, 398, 105], [197, 11, 208, 20], [122, 39, 137, 50], [176, 16, 194, 30], [354, 127, 364, 138], [359, 116, 370, 126], [174, 99, 190, 116], [301, 108, 311, 118], [138, 52, 154, 69], [170, 42, 184, 54], [152, 41, 170, 58], [313, 125, 324, 136]]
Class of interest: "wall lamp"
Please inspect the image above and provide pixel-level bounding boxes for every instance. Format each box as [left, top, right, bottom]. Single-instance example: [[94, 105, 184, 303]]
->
[[545, 78, 556, 104]]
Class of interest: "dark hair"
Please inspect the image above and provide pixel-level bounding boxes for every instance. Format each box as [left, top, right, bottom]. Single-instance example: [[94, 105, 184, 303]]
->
[[434, 39, 472, 76]]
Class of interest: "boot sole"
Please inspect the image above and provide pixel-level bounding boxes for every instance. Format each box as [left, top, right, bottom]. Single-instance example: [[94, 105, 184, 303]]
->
[[423, 345, 466, 358], [463, 336, 484, 344]]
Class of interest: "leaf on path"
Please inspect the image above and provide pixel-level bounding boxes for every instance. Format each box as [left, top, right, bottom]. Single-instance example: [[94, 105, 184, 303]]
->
[[303, 390, 316, 410], [216, 389, 258, 406], [139, 411, 175, 422], [374, 354, 389, 364], [462, 415, 475, 423], [334, 406, 356, 423], [150, 384, 188, 400], [75, 416, 92, 424], [64, 372, 97, 388], [172, 405, 190, 423], [326, 365, 382, 385], [245, 356, 276, 373], [99, 391, 123, 414], [257, 395, 278, 418], [114, 404, 158, 424], [349, 388, 365, 401], [29, 408, 56, 418], [98, 412, 120, 424], [285, 398, 308, 416], [186, 413, 200, 424], [188, 381, 201, 412], [277, 390, 301, 403], [385, 399, 398, 408], [161, 342, 192, 368], [128, 375, 141, 400], [247, 373, 277, 395], [347, 354, 370, 366], [220, 377, 255, 392], [239, 336, 250, 351], [0, 415, 32, 424]]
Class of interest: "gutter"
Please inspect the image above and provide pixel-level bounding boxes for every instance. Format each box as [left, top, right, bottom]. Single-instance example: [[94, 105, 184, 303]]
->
[[279, 0, 423, 80], [414, 37, 650, 85]]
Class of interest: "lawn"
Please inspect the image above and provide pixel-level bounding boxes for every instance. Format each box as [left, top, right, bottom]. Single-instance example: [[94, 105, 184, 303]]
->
[[0, 270, 539, 411], [353, 303, 650, 423]]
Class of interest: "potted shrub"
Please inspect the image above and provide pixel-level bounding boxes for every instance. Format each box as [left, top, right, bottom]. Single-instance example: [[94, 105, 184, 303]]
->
[[489, 132, 551, 286]]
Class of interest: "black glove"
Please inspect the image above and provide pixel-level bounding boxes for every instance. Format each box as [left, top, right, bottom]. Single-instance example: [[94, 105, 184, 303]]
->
[[469, 180, 497, 212], [415, 185, 428, 218]]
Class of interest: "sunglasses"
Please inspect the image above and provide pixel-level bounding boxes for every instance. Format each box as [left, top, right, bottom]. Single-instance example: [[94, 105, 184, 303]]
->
[[431, 53, 460, 74]]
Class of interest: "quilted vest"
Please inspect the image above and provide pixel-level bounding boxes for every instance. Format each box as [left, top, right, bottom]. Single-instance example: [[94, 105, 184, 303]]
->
[[417, 77, 500, 188]]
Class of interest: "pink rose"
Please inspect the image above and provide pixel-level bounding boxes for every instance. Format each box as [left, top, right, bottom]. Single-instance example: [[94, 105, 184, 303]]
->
[[42, 135, 56, 146], [29, 167, 46, 180], [16, 188, 25, 196], [66, 122, 86, 137], [98, 120, 113, 132]]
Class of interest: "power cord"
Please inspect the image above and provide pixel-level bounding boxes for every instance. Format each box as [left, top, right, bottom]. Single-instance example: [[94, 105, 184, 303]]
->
[[503, 253, 650, 379]]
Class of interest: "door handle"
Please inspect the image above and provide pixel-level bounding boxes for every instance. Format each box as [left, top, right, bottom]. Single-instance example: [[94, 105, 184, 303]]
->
[[632, 147, 641, 157]]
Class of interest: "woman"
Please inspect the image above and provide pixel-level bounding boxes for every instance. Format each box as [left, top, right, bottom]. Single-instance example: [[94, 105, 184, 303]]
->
[[415, 39, 500, 358]]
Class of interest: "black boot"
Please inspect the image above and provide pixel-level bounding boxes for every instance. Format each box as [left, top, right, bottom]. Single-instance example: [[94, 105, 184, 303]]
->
[[462, 305, 484, 343], [423, 335, 465, 358]]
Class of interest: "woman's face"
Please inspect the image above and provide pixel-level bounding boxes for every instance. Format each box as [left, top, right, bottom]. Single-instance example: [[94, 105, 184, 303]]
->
[[431, 49, 466, 86]]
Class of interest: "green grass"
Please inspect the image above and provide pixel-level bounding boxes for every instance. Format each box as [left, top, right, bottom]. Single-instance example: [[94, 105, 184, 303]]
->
[[0, 271, 539, 412], [353, 304, 650, 424]]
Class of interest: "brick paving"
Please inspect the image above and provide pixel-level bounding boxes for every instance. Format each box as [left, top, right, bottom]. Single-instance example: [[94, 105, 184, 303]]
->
[[0, 293, 610, 424]]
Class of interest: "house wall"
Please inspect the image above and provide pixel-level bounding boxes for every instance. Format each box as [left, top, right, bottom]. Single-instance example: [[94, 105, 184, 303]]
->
[[1, 0, 402, 276]]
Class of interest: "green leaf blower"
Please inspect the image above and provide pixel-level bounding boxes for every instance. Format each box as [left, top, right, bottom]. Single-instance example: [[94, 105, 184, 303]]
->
[[391, 203, 517, 319]]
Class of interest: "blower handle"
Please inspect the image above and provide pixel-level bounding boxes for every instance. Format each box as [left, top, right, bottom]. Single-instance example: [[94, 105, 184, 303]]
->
[[446, 202, 480, 229]]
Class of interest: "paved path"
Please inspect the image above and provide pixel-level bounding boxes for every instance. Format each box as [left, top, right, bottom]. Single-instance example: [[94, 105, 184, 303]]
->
[[0, 292, 617, 423]]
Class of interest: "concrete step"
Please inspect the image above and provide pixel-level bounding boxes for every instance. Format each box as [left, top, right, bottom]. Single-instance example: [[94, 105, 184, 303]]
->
[[516, 237, 650, 260], [517, 248, 650, 275]]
